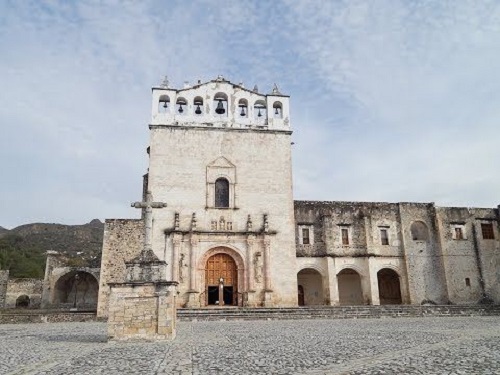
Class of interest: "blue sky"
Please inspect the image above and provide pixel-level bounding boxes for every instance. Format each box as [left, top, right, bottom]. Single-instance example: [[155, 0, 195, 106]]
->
[[1, 0, 499, 228]]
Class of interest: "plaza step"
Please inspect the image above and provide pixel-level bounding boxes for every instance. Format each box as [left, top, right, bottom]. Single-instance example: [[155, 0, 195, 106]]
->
[[177, 304, 500, 321]]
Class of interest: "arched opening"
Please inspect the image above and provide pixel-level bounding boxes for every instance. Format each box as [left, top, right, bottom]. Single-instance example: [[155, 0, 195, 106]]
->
[[205, 253, 238, 306], [337, 268, 364, 305], [410, 221, 429, 241], [272, 101, 283, 118], [377, 268, 402, 304], [16, 295, 30, 308], [297, 268, 324, 305], [53, 271, 99, 309], [176, 97, 187, 115], [215, 178, 229, 208], [213, 92, 228, 117], [193, 96, 204, 115], [253, 100, 267, 120], [238, 98, 248, 117], [158, 95, 170, 113]]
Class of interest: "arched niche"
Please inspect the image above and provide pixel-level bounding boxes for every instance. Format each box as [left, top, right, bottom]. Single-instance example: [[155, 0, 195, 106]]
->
[[410, 221, 429, 241], [377, 268, 402, 305], [337, 268, 364, 305], [297, 268, 325, 306], [16, 295, 30, 308], [158, 95, 170, 113], [53, 271, 99, 309], [176, 97, 187, 115], [213, 92, 228, 117], [193, 96, 204, 115], [253, 100, 267, 120], [238, 98, 248, 117], [272, 101, 283, 118]]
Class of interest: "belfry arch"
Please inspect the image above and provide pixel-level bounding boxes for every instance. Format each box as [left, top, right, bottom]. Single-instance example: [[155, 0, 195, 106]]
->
[[200, 247, 245, 307]]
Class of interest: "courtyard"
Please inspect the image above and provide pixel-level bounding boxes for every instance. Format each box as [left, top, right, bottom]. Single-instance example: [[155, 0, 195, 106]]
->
[[0, 317, 499, 375]]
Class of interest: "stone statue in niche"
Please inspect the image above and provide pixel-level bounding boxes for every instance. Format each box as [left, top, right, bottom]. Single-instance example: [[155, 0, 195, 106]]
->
[[219, 216, 225, 230], [179, 253, 187, 282], [254, 252, 263, 283]]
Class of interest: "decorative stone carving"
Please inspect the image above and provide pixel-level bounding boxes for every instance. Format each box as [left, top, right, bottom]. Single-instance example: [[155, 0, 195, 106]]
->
[[179, 253, 187, 282], [263, 214, 269, 233], [174, 212, 180, 230], [247, 215, 253, 231], [254, 252, 263, 283], [191, 213, 197, 231]]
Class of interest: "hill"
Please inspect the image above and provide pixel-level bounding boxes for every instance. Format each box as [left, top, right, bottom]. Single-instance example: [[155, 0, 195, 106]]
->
[[0, 220, 104, 278]]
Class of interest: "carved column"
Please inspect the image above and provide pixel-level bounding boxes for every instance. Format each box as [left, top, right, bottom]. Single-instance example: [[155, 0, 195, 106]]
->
[[263, 237, 272, 290], [172, 235, 181, 282], [189, 236, 198, 291], [263, 237, 273, 306], [246, 235, 255, 291]]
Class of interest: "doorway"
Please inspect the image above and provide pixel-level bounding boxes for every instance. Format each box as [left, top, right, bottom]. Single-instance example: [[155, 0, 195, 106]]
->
[[205, 253, 238, 306]]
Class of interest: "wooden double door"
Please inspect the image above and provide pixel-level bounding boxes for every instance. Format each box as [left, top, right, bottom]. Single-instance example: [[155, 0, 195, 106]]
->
[[205, 253, 238, 306]]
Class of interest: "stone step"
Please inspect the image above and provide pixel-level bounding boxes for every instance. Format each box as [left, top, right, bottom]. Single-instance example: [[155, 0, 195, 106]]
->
[[177, 305, 500, 321]]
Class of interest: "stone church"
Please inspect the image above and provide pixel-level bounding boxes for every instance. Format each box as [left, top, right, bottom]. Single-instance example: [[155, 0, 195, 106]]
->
[[96, 76, 500, 317]]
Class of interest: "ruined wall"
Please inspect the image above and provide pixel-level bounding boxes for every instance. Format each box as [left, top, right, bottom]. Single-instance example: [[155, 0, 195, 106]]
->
[[478, 206, 500, 303], [5, 278, 43, 308], [97, 219, 143, 317], [0, 270, 9, 308]]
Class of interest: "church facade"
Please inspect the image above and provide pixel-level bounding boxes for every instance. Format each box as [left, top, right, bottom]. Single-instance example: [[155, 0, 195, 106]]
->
[[96, 77, 500, 317]]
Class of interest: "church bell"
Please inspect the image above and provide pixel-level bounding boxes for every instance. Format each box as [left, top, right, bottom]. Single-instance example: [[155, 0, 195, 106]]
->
[[195, 104, 202, 115], [215, 99, 225, 114]]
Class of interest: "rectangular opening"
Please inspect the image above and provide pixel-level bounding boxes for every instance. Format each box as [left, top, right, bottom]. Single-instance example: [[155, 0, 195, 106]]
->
[[481, 223, 494, 240], [223, 286, 234, 305], [380, 229, 389, 245], [302, 228, 310, 244], [465, 278, 471, 287], [341, 228, 349, 245], [455, 227, 464, 240]]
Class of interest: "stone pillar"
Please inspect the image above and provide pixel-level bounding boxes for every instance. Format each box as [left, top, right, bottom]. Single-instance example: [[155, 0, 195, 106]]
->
[[172, 235, 181, 282], [245, 235, 256, 307], [368, 257, 380, 305], [326, 257, 339, 306], [263, 237, 273, 306], [186, 235, 199, 307]]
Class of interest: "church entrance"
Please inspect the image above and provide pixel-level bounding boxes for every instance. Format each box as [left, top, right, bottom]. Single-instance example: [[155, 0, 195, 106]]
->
[[205, 253, 238, 306]]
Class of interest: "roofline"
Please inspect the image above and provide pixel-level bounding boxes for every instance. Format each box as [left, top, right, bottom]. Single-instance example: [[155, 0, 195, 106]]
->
[[152, 79, 290, 97]]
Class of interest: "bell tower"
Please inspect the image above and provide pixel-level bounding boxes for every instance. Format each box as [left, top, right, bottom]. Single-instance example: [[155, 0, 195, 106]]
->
[[147, 75, 297, 307]]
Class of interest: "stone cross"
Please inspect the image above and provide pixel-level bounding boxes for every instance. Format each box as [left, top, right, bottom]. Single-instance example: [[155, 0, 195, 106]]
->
[[131, 191, 167, 252]]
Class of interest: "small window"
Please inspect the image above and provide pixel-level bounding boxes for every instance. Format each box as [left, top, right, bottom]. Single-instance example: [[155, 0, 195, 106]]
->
[[214, 178, 229, 208], [341, 228, 349, 245], [481, 223, 494, 240], [455, 227, 464, 240], [302, 228, 310, 244], [380, 229, 389, 245], [465, 278, 471, 287]]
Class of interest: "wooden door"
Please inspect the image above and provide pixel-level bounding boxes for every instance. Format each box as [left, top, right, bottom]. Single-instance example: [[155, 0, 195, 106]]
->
[[205, 253, 237, 305]]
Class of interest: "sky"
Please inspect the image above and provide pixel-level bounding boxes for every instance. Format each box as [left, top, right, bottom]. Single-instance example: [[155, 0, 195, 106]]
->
[[1, 0, 500, 228]]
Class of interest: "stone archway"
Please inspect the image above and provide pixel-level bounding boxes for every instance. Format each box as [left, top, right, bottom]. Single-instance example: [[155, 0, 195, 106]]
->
[[337, 268, 364, 305], [53, 271, 99, 309], [16, 295, 30, 308], [297, 268, 325, 306], [202, 249, 243, 307], [377, 268, 402, 304]]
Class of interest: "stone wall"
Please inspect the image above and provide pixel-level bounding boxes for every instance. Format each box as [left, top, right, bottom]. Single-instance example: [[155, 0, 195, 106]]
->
[[293, 200, 500, 306], [107, 281, 177, 341], [0, 270, 9, 308], [97, 219, 143, 317], [5, 278, 43, 308]]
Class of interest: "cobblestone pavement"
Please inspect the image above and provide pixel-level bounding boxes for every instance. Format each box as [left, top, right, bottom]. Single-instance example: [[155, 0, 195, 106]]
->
[[1, 317, 499, 374]]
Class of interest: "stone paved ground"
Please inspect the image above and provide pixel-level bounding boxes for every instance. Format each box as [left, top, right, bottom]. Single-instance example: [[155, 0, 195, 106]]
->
[[1, 317, 499, 374]]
